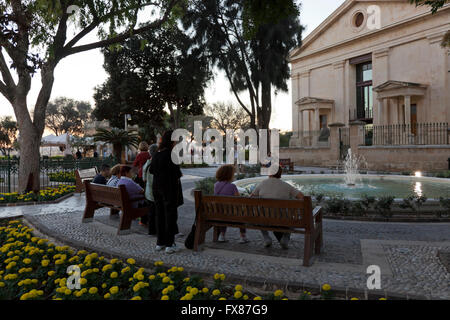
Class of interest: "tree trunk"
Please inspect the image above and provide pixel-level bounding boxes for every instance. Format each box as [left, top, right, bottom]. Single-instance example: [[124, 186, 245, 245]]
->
[[18, 124, 41, 193]]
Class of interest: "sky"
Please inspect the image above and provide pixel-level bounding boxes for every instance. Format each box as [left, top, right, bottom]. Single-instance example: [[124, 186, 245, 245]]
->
[[0, 0, 346, 132]]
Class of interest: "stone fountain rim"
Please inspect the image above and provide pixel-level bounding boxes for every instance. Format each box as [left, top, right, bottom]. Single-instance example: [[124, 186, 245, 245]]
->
[[233, 174, 450, 202]]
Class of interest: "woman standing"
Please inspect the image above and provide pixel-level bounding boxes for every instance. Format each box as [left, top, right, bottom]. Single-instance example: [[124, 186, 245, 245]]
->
[[149, 131, 183, 254], [133, 142, 151, 225]]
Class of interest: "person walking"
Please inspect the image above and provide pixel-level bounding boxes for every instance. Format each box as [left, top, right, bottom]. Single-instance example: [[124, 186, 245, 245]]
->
[[251, 166, 304, 249], [214, 164, 249, 243], [149, 131, 183, 254]]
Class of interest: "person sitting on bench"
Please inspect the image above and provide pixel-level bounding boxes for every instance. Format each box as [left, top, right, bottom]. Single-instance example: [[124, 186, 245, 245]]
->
[[92, 164, 111, 185], [117, 165, 144, 208], [251, 166, 304, 249], [107, 164, 121, 187]]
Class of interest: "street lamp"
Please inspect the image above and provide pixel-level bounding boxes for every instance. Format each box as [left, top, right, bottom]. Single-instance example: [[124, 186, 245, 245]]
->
[[124, 114, 131, 162]]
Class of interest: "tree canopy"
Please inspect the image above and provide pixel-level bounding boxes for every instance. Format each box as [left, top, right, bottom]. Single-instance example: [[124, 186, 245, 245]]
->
[[93, 25, 211, 130], [409, 0, 449, 13], [0, 0, 182, 191], [181, 0, 303, 130], [0, 116, 17, 155], [45, 97, 92, 136]]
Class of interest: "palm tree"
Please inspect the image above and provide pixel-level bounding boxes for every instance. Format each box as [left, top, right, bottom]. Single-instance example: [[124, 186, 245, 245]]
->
[[93, 128, 139, 163]]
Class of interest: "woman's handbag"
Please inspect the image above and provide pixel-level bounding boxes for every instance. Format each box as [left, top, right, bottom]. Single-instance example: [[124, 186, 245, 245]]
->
[[184, 224, 196, 250]]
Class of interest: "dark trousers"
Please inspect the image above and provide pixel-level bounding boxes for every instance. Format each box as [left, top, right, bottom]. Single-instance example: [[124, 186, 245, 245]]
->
[[154, 194, 179, 247]]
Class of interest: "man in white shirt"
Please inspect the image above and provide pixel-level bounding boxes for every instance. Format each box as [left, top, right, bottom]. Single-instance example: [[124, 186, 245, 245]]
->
[[251, 167, 304, 249]]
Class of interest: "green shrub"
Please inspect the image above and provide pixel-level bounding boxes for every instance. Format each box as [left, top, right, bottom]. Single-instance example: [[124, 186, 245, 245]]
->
[[361, 194, 376, 211], [374, 196, 395, 218], [194, 177, 216, 195], [324, 197, 351, 216], [438, 197, 450, 217], [399, 195, 427, 215]]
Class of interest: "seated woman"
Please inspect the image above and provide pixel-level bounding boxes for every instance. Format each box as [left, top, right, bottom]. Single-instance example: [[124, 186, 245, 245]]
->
[[107, 164, 121, 187], [251, 166, 304, 249], [214, 164, 249, 244], [117, 165, 144, 208]]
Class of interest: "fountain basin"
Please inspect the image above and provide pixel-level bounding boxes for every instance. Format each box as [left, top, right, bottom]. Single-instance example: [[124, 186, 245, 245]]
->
[[234, 174, 450, 200]]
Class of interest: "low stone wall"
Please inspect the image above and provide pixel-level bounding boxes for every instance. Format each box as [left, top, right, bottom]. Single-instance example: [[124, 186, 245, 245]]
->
[[356, 145, 450, 172], [280, 147, 339, 167], [281, 144, 450, 172]]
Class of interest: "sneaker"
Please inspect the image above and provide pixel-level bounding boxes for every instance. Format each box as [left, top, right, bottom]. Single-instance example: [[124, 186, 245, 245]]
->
[[217, 234, 228, 243], [239, 236, 250, 244], [155, 245, 165, 251], [165, 244, 178, 254]]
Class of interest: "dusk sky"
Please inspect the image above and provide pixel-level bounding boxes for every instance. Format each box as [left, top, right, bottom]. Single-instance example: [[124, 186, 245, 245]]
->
[[0, 0, 346, 131]]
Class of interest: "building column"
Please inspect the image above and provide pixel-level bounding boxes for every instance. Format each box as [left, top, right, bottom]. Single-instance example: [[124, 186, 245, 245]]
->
[[376, 98, 384, 125], [404, 95, 411, 125], [291, 73, 300, 138], [333, 61, 346, 123]]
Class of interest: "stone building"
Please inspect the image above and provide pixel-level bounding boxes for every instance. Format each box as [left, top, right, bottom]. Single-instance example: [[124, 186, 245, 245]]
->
[[283, 0, 450, 171]]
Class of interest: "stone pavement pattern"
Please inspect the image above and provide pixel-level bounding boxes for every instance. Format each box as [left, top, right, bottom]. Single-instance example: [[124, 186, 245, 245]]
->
[[1, 167, 449, 299]]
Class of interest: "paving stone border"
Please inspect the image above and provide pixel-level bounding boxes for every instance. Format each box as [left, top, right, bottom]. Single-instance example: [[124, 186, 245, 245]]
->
[[0, 192, 74, 207]]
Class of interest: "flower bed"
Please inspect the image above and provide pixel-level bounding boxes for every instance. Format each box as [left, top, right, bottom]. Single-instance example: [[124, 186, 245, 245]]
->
[[0, 220, 350, 300], [48, 171, 76, 183], [0, 185, 75, 204]]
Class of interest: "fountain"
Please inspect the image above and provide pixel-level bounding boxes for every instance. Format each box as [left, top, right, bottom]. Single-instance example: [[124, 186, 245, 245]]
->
[[343, 149, 365, 186]]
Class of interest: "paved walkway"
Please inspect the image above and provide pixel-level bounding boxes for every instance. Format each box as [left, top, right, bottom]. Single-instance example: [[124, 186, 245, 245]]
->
[[1, 167, 449, 299]]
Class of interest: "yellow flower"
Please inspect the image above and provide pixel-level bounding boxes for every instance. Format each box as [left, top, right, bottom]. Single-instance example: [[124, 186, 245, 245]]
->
[[167, 285, 175, 292], [351, 298, 359, 300], [162, 288, 169, 295], [379, 298, 387, 300], [212, 289, 220, 296], [110, 272, 118, 279], [102, 283, 107, 289], [322, 284, 331, 291], [213, 273, 220, 280], [127, 258, 136, 265], [110, 286, 119, 294], [202, 288, 209, 293], [184, 293, 193, 300], [243, 295, 248, 300], [131, 296, 142, 300], [190, 287, 199, 295], [104, 293, 111, 299], [102, 264, 112, 272], [65, 289, 72, 295], [254, 296, 262, 300], [235, 284, 243, 291], [48, 271, 55, 277], [80, 278, 87, 285], [220, 274, 225, 281], [162, 276, 170, 283], [41, 260, 50, 267], [234, 291, 243, 299], [177, 267, 184, 272], [161, 295, 169, 300], [149, 275, 156, 280], [274, 290, 283, 297], [219, 297, 226, 300], [89, 287, 98, 295]]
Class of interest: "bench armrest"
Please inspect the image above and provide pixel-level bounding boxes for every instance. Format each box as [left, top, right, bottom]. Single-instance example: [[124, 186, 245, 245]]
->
[[313, 206, 322, 217]]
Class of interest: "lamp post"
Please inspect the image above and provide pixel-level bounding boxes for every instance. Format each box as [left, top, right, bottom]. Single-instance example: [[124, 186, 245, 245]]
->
[[124, 114, 131, 162]]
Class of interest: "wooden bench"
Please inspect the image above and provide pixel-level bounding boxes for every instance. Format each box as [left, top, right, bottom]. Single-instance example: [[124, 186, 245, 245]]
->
[[82, 181, 148, 235], [75, 168, 98, 193], [193, 190, 323, 266], [280, 158, 294, 172]]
